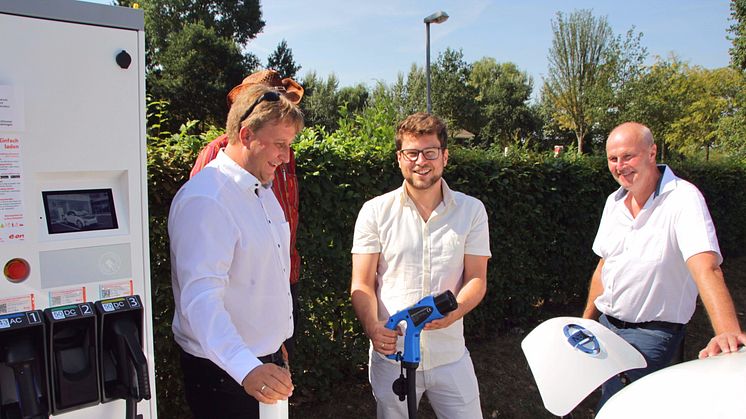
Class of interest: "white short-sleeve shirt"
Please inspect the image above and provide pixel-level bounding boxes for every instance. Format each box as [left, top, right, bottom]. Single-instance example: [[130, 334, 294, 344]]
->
[[352, 179, 491, 370], [592, 165, 721, 324]]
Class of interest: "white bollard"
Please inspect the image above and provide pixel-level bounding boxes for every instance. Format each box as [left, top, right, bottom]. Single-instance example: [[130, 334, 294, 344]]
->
[[259, 400, 289, 419]]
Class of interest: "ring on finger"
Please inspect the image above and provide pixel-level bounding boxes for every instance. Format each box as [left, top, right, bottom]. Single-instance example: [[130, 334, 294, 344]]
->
[[260, 384, 267, 393]]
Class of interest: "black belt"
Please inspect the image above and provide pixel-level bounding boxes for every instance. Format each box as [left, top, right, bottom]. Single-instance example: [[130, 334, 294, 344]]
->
[[606, 315, 684, 332], [258, 347, 284, 366]]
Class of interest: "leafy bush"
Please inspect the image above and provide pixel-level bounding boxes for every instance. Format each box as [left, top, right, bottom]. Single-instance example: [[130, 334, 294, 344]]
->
[[147, 98, 216, 418], [147, 101, 746, 412], [290, 137, 746, 402]]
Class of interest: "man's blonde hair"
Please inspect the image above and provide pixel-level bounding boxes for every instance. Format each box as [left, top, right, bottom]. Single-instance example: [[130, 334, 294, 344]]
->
[[226, 84, 304, 145]]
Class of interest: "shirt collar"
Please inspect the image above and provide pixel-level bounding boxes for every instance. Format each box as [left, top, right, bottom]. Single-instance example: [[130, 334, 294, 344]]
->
[[215, 150, 272, 196], [397, 178, 456, 208], [654, 164, 677, 197], [613, 164, 677, 202]]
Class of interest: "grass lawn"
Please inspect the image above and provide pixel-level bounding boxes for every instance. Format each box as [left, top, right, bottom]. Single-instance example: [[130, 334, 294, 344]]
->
[[295, 255, 746, 418]]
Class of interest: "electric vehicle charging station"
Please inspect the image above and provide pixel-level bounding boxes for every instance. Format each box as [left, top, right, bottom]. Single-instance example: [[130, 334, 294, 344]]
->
[[0, 0, 156, 418]]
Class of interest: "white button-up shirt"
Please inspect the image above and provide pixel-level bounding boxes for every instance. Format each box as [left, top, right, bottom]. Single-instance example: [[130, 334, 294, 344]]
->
[[592, 165, 721, 324], [352, 179, 491, 370], [169, 151, 293, 385]]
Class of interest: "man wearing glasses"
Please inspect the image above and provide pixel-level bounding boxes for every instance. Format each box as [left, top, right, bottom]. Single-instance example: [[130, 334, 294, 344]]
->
[[351, 112, 491, 418], [169, 84, 303, 419]]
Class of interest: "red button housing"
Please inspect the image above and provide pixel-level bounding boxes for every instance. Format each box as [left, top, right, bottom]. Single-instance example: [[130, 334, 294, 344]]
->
[[4, 258, 30, 283]]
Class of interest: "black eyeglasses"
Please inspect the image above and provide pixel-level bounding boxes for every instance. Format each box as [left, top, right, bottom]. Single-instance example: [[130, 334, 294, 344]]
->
[[239, 91, 282, 124], [398, 147, 442, 162]]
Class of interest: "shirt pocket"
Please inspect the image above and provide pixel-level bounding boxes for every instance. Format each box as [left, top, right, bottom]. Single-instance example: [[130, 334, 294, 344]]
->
[[435, 229, 466, 267], [631, 227, 665, 262]]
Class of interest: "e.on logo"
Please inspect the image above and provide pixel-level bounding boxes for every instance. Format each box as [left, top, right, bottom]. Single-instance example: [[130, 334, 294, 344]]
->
[[8, 234, 25, 240]]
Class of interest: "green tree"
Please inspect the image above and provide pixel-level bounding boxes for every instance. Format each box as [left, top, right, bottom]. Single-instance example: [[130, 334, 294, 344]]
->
[[116, 0, 264, 129], [125, 0, 263, 68], [392, 64, 428, 117], [542, 10, 614, 154], [728, 0, 746, 70], [301, 71, 341, 130], [717, 99, 746, 160], [366, 65, 427, 127], [431, 48, 480, 137], [337, 84, 369, 115], [151, 22, 257, 128], [470, 58, 536, 148], [267, 39, 301, 79], [667, 66, 745, 160], [617, 55, 690, 160], [596, 28, 648, 135]]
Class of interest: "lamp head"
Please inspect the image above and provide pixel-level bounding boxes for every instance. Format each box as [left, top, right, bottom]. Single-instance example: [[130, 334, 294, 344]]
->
[[424, 11, 449, 24]]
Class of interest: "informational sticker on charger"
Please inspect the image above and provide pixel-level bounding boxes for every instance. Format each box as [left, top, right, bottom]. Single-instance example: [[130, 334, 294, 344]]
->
[[100, 279, 133, 299], [49, 286, 87, 306], [0, 131, 26, 244], [0, 293, 34, 315], [0, 85, 25, 132]]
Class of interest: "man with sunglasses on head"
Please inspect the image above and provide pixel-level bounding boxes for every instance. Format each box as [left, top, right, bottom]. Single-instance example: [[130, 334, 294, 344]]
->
[[190, 69, 304, 363], [169, 84, 304, 419], [351, 112, 491, 418]]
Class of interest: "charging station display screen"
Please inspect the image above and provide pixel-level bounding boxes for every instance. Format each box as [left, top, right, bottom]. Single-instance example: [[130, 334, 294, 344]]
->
[[42, 189, 118, 234]]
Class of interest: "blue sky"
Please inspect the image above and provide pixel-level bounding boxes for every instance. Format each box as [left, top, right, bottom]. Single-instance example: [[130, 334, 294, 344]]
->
[[88, 0, 733, 91]]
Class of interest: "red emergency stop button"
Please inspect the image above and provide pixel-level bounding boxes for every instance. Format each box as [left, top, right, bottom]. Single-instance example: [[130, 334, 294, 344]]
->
[[4, 258, 30, 283]]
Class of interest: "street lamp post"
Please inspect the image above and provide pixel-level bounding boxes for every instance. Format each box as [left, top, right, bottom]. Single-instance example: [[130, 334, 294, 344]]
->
[[424, 10, 448, 113]]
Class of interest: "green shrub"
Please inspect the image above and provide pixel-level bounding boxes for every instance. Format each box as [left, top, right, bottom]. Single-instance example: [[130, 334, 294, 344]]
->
[[147, 103, 746, 412], [147, 99, 216, 419]]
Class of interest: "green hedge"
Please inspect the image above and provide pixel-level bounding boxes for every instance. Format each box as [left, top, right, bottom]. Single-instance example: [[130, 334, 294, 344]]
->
[[148, 123, 746, 416]]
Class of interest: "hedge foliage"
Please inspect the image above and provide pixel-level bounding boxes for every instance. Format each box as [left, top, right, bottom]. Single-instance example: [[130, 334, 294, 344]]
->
[[146, 109, 746, 415]]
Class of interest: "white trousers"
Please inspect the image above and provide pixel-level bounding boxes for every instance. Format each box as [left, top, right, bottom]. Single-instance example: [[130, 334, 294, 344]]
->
[[369, 349, 483, 419]]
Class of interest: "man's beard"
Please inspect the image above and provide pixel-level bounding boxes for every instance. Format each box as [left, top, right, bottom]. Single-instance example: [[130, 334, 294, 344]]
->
[[405, 167, 442, 190]]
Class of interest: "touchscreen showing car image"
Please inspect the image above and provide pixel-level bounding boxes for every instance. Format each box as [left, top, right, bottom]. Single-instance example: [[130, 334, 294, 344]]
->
[[42, 189, 119, 234]]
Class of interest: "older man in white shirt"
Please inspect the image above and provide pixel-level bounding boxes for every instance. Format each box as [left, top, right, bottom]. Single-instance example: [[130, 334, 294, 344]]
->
[[583, 122, 746, 409], [169, 84, 303, 419], [351, 112, 491, 419]]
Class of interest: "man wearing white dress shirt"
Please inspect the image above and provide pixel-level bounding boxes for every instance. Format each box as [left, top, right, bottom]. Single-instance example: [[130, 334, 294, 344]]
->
[[351, 112, 491, 418], [169, 84, 304, 419], [582, 122, 746, 408]]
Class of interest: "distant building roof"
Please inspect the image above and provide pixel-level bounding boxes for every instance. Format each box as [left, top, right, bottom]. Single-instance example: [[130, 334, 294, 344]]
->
[[453, 129, 475, 139]]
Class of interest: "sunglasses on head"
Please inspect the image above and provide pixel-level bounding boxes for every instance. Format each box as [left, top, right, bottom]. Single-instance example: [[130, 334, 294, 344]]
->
[[239, 91, 282, 124]]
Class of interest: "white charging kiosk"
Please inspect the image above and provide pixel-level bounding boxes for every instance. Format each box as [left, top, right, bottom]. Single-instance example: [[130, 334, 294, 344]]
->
[[0, 0, 156, 417]]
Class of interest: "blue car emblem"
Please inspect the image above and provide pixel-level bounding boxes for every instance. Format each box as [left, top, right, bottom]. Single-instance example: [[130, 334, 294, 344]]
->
[[563, 324, 601, 355]]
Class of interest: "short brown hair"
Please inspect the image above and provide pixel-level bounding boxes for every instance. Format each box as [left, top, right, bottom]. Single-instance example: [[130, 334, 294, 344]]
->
[[395, 112, 448, 150], [226, 84, 305, 145]]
